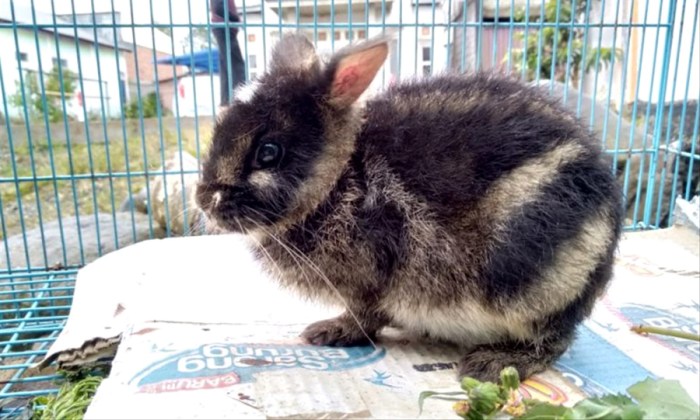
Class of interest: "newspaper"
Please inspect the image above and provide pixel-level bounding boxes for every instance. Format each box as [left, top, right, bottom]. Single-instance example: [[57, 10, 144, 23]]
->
[[39, 215, 699, 418]]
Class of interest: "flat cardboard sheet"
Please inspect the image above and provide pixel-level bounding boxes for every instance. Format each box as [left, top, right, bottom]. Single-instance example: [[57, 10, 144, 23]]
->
[[39, 223, 699, 418]]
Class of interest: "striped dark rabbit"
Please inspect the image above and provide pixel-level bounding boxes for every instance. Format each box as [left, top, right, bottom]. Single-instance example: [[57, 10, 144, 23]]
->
[[195, 32, 624, 381]]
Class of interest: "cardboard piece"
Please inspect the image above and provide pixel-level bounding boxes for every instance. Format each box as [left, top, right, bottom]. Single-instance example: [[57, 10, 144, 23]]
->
[[39, 222, 699, 418]]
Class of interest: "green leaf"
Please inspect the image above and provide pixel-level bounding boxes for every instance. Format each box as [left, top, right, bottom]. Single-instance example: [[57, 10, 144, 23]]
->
[[627, 378, 700, 420], [464, 410, 487, 420], [597, 394, 646, 419], [571, 395, 645, 420], [517, 401, 572, 419], [418, 390, 439, 414], [418, 390, 466, 415], [563, 406, 593, 420], [433, 396, 470, 402], [596, 394, 636, 406]]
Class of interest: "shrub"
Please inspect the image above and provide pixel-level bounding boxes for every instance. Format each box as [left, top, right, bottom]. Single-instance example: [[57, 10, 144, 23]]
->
[[123, 92, 164, 119], [509, 0, 623, 86], [10, 65, 77, 123]]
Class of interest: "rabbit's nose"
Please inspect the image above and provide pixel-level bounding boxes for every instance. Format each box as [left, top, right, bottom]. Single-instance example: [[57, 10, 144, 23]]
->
[[212, 191, 223, 208], [195, 182, 219, 211]]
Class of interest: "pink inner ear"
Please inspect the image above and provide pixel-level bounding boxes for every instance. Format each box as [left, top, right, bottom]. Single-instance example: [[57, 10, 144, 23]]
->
[[329, 43, 388, 107], [332, 66, 360, 98]]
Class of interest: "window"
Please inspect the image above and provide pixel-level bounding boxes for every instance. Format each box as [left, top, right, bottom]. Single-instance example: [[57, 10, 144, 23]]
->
[[334, 30, 342, 41], [248, 54, 257, 69], [52, 57, 68, 68], [16, 51, 27, 62], [422, 47, 431, 62], [358, 30, 366, 39], [248, 33, 256, 43], [318, 31, 328, 41], [302, 30, 315, 40], [421, 27, 430, 36], [421, 46, 432, 77]]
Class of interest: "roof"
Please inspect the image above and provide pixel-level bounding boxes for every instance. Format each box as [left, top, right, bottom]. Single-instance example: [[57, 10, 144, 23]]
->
[[0, 2, 132, 52], [154, 56, 192, 83], [122, 27, 175, 54]]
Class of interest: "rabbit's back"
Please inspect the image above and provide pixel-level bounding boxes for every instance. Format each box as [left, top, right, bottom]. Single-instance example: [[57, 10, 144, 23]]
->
[[360, 73, 593, 213], [356, 73, 623, 339]]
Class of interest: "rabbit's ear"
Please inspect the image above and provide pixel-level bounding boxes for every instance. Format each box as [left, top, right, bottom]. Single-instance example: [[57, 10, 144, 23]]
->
[[270, 32, 319, 73], [326, 36, 390, 108]]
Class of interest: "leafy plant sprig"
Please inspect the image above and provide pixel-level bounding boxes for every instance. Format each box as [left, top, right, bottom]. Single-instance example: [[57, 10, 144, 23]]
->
[[30, 375, 102, 420], [419, 367, 700, 420]]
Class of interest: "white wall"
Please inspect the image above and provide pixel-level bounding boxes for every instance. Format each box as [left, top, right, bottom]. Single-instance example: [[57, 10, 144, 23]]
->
[[240, 2, 394, 92], [632, 0, 699, 104], [235, 0, 451, 95], [384, 0, 449, 82], [275, 7, 380, 53], [0, 27, 127, 121], [580, 0, 699, 107], [172, 73, 220, 118], [238, 6, 281, 80], [578, 0, 632, 112]]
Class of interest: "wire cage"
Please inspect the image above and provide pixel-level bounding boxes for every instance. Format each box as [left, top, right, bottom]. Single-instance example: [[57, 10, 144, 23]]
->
[[1, 0, 698, 415]]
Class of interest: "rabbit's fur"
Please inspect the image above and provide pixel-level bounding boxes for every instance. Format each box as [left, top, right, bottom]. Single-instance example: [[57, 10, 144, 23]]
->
[[196, 33, 624, 381]]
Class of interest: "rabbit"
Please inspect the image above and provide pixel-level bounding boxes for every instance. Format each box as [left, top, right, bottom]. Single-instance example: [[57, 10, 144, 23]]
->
[[195, 32, 624, 382]]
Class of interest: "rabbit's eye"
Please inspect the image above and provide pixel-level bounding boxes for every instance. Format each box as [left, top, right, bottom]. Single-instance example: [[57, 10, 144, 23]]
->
[[255, 142, 283, 168]]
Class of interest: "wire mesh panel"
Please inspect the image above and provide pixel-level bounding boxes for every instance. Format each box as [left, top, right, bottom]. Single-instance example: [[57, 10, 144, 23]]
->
[[0, 0, 698, 413], [0, 269, 75, 416]]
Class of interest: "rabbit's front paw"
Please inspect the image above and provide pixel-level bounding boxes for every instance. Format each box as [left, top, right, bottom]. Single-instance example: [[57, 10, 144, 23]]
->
[[301, 316, 373, 347]]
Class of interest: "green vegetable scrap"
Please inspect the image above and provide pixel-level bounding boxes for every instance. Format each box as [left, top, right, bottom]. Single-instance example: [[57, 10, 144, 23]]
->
[[31, 375, 102, 420], [631, 324, 700, 342], [520, 395, 645, 420], [418, 367, 700, 420], [627, 378, 700, 420]]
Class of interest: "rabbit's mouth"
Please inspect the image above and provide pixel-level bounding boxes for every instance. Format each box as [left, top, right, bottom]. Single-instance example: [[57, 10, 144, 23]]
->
[[195, 182, 283, 234]]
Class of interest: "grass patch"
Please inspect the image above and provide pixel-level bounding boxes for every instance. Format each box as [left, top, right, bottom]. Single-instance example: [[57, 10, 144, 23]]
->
[[1, 122, 211, 240]]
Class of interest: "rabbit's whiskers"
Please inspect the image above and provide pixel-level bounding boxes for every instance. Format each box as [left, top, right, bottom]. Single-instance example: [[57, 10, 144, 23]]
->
[[244, 215, 377, 349]]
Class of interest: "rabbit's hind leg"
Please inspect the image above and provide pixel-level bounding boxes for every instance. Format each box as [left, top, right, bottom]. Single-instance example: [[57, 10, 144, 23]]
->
[[457, 334, 572, 383]]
